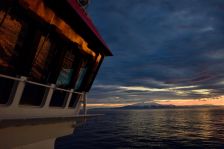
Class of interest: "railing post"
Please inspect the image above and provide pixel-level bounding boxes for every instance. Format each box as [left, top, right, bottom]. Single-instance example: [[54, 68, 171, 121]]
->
[[65, 89, 74, 108], [43, 84, 55, 108], [10, 76, 27, 107], [83, 92, 87, 115]]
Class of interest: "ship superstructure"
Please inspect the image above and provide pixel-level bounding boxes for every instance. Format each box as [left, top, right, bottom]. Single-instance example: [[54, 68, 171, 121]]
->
[[0, 0, 112, 147]]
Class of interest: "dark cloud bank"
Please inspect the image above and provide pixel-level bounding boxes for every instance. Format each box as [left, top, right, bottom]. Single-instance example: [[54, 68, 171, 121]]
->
[[87, 0, 224, 104]]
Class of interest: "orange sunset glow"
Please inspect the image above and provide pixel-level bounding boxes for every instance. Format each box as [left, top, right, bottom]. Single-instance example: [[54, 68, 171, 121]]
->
[[155, 96, 224, 106], [88, 96, 224, 108]]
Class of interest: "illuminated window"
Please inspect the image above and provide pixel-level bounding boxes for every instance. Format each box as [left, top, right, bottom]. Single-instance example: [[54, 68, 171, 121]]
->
[[0, 9, 22, 71], [74, 59, 88, 90], [56, 48, 76, 87], [31, 35, 52, 81]]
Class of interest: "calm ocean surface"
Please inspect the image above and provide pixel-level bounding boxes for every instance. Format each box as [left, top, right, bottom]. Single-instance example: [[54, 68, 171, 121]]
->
[[55, 108, 224, 149]]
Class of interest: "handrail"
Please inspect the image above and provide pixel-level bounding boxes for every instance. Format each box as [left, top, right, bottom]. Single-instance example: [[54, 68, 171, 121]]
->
[[0, 73, 21, 81], [0, 73, 87, 119], [26, 80, 52, 88], [0, 73, 83, 95]]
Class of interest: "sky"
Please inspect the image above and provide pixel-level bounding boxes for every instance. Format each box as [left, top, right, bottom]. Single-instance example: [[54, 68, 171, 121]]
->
[[86, 0, 224, 107]]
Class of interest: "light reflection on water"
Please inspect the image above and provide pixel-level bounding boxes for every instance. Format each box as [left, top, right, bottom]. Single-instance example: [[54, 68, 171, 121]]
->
[[56, 108, 224, 148]]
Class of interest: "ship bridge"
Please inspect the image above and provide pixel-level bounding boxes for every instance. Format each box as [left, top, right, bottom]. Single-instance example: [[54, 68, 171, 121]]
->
[[0, 0, 112, 147]]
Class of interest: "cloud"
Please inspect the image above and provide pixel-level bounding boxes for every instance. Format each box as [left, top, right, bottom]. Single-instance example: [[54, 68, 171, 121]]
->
[[87, 0, 224, 104], [198, 26, 215, 33]]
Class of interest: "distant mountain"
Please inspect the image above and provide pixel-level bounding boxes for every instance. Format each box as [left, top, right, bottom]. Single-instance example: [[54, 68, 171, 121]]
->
[[88, 103, 223, 111], [116, 102, 176, 110]]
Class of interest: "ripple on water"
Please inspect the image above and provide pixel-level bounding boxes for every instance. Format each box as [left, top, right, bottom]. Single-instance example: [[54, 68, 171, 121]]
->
[[56, 108, 224, 148]]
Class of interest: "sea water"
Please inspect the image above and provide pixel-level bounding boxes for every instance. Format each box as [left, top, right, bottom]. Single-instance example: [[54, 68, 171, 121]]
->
[[55, 108, 224, 148]]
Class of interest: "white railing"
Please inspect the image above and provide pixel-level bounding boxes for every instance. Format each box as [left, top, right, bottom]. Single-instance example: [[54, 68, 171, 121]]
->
[[0, 73, 87, 120]]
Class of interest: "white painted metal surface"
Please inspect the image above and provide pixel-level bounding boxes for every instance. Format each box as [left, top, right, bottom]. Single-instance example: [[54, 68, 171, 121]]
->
[[0, 74, 87, 120]]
